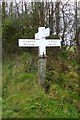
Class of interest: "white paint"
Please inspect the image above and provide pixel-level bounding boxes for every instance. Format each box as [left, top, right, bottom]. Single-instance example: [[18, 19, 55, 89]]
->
[[46, 39, 62, 47], [18, 27, 62, 56], [19, 39, 39, 47], [35, 27, 50, 39]]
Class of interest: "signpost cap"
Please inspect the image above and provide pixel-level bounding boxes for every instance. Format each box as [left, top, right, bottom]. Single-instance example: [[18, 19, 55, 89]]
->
[[38, 27, 45, 32]]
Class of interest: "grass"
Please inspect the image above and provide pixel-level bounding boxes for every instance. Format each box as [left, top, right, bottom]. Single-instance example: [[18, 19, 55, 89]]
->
[[0, 61, 2, 119], [2, 50, 79, 118]]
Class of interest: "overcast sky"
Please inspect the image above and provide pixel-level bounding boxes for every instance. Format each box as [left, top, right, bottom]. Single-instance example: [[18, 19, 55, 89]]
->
[[16, 0, 80, 2], [1, 0, 80, 3]]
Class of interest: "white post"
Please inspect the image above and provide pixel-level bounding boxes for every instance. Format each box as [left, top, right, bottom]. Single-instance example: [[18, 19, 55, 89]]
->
[[37, 27, 47, 90]]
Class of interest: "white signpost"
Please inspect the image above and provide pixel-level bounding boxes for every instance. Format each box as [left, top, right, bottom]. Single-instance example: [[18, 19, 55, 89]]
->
[[18, 27, 62, 90], [19, 27, 62, 56]]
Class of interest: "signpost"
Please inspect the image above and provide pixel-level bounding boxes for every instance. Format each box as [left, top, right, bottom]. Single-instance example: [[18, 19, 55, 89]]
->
[[18, 27, 62, 90]]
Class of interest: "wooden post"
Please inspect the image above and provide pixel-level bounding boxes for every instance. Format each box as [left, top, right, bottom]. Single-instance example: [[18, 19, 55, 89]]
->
[[38, 53, 46, 90]]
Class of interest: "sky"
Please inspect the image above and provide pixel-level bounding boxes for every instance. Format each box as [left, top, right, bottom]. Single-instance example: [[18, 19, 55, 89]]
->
[[16, 0, 80, 2], [1, 0, 80, 3]]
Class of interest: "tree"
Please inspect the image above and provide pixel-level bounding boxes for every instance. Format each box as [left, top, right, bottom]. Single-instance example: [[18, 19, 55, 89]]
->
[[9, 2, 13, 18], [55, 1, 60, 36], [49, 1, 54, 34], [39, 1, 45, 26], [2, 2, 6, 19], [74, 0, 78, 44], [24, 1, 27, 14]]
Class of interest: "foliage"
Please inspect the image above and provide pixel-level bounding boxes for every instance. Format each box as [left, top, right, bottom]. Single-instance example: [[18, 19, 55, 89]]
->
[[2, 18, 19, 54], [2, 12, 39, 57]]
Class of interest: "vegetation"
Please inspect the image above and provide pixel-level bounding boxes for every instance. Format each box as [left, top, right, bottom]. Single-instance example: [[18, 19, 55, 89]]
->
[[2, 50, 79, 118]]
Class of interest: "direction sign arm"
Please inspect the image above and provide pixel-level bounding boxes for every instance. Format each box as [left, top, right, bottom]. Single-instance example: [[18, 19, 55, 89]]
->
[[18, 39, 39, 47], [43, 28, 50, 37], [45, 39, 62, 47]]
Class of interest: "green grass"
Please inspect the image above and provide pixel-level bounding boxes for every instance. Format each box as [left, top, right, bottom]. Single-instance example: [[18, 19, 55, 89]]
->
[[2, 51, 79, 118], [0, 61, 2, 119]]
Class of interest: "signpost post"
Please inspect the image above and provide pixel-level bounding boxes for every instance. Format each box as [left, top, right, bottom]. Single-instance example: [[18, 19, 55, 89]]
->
[[18, 27, 62, 90]]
